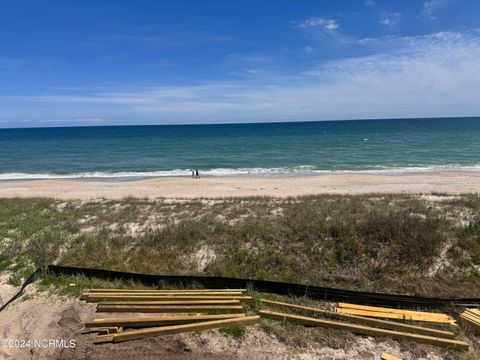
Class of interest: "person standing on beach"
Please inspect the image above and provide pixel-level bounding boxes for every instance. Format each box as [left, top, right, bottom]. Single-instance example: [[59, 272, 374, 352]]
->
[[195, 169, 200, 179], [191, 170, 195, 178]]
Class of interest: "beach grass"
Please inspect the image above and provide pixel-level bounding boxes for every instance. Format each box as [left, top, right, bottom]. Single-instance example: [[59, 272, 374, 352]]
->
[[1, 194, 480, 297]]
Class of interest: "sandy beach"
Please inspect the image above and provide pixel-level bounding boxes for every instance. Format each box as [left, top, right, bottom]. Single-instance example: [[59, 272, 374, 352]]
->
[[0, 172, 479, 199]]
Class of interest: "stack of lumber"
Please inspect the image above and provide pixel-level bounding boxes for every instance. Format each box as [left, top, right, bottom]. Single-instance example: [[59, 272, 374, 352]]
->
[[80, 288, 259, 343], [335, 303, 457, 326], [259, 299, 469, 350], [460, 308, 480, 331]]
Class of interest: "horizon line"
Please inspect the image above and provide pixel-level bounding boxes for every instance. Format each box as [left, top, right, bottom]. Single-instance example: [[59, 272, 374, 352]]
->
[[1, 115, 479, 130]]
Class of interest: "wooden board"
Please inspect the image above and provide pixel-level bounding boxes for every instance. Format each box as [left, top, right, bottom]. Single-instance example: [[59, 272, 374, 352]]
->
[[461, 318, 480, 331], [88, 288, 246, 293], [460, 310, 480, 331], [335, 308, 457, 325], [260, 299, 454, 339], [97, 300, 241, 306], [96, 305, 244, 313], [338, 303, 454, 321], [381, 353, 402, 360], [95, 315, 259, 343], [259, 310, 468, 350], [460, 312, 480, 322], [81, 291, 243, 299], [86, 314, 246, 328], [461, 309, 480, 322], [85, 295, 252, 302]]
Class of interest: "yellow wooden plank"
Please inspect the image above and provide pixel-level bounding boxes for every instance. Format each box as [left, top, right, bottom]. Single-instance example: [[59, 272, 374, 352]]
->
[[463, 310, 480, 322], [85, 295, 252, 302], [94, 334, 114, 343], [338, 303, 453, 321], [460, 314, 480, 331], [96, 304, 244, 313], [259, 310, 468, 350], [88, 288, 246, 293], [461, 311, 479, 318], [98, 300, 240, 306], [82, 291, 243, 299], [96, 315, 260, 343], [463, 313, 480, 323], [335, 308, 457, 325], [85, 314, 246, 328], [462, 315, 480, 325], [260, 299, 454, 339], [461, 312, 480, 323], [381, 353, 402, 360]]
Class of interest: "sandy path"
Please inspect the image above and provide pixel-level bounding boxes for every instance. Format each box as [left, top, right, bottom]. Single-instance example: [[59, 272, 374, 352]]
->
[[0, 172, 479, 200], [0, 290, 94, 360], [0, 274, 17, 309]]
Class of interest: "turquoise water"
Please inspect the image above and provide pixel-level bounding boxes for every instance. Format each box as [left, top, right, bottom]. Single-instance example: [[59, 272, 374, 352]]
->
[[1, 118, 480, 179]]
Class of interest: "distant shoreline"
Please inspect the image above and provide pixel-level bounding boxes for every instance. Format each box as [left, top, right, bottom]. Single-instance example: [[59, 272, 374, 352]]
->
[[1, 171, 479, 199]]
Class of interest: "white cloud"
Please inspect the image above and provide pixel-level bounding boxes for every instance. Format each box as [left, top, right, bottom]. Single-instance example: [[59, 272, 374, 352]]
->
[[304, 46, 314, 55], [380, 12, 402, 26], [380, 19, 392, 26], [297, 17, 338, 30], [3, 30, 480, 125], [295, 17, 345, 44], [420, 0, 447, 20]]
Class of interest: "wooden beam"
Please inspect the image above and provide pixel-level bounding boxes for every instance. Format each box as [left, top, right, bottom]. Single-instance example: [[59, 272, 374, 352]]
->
[[460, 312, 480, 331], [85, 295, 252, 302], [259, 310, 468, 350], [260, 299, 454, 339], [96, 304, 244, 313], [81, 291, 243, 299], [88, 288, 246, 293], [95, 315, 260, 343], [338, 303, 454, 321], [94, 335, 114, 343], [86, 314, 246, 328], [381, 353, 402, 360], [335, 308, 457, 325], [461, 309, 480, 324], [97, 300, 241, 306], [461, 313, 480, 324]]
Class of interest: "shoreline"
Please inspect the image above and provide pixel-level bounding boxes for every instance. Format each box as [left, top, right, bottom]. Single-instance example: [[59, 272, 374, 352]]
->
[[2, 166, 480, 181], [0, 171, 479, 199]]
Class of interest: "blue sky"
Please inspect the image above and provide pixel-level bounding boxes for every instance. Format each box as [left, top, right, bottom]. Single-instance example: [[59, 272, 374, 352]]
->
[[1, 0, 479, 127]]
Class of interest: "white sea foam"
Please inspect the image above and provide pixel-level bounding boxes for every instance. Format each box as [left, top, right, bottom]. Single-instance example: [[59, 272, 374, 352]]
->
[[1, 164, 480, 180]]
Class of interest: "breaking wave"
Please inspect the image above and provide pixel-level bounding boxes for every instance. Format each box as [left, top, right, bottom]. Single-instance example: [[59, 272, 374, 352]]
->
[[1, 164, 480, 180]]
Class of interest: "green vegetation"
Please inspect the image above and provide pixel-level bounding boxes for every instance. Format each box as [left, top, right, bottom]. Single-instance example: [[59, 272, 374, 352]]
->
[[37, 272, 156, 297], [219, 325, 246, 339], [1, 194, 480, 297]]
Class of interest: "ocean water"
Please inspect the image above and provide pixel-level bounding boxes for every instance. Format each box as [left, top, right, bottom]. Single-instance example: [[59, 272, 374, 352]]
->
[[1, 118, 480, 180]]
